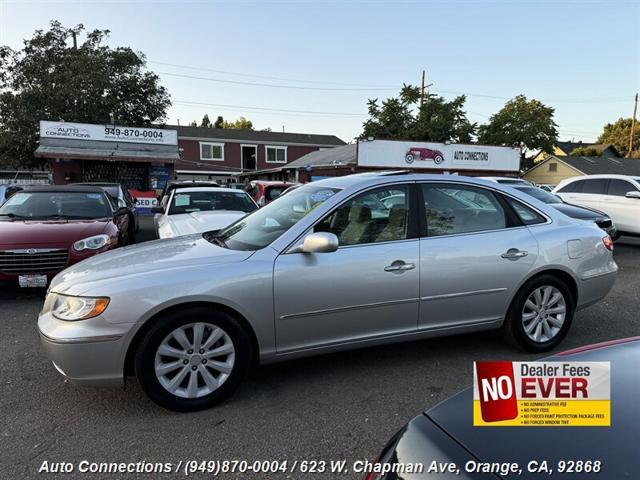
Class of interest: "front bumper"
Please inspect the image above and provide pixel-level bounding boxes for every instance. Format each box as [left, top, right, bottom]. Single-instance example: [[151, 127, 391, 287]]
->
[[38, 311, 133, 386]]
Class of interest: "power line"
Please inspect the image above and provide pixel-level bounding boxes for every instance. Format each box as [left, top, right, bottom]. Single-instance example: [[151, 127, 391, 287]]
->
[[173, 100, 364, 116], [158, 71, 397, 92], [149, 61, 395, 88]]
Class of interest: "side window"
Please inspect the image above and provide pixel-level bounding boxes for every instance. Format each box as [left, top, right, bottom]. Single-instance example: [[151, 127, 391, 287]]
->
[[581, 179, 608, 194], [315, 185, 410, 246], [557, 180, 584, 193], [607, 179, 637, 196], [421, 184, 507, 237], [505, 197, 546, 225]]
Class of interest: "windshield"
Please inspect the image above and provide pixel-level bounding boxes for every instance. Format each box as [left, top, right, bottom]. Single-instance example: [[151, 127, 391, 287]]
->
[[169, 190, 257, 214], [0, 191, 112, 219], [213, 185, 340, 251], [513, 186, 563, 204]]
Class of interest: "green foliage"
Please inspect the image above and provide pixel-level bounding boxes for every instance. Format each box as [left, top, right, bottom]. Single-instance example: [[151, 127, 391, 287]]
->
[[597, 117, 639, 157], [214, 115, 224, 128], [200, 114, 212, 128], [361, 84, 476, 142], [570, 146, 601, 157], [477, 95, 558, 170], [222, 116, 253, 130], [0, 21, 170, 169]]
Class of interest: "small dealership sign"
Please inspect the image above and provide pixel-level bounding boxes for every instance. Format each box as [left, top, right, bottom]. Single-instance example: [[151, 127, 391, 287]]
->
[[473, 361, 610, 426], [40, 121, 177, 146], [473, 362, 611, 427], [357, 139, 520, 172]]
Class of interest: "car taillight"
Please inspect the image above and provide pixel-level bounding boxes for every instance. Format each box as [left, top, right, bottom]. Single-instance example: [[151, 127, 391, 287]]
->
[[602, 235, 614, 252]]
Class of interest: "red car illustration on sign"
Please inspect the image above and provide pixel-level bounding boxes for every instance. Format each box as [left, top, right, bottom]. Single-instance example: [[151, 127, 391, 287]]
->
[[405, 147, 445, 164]]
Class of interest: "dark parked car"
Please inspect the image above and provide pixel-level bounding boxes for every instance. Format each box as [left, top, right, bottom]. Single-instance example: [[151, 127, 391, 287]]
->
[[511, 185, 619, 240], [370, 337, 639, 479], [73, 182, 139, 237], [0, 185, 131, 287]]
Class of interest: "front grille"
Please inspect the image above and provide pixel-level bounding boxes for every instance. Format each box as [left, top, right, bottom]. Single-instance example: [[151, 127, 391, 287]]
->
[[0, 249, 69, 274]]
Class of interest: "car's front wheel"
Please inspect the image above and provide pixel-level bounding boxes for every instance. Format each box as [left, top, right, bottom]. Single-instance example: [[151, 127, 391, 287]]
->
[[135, 307, 251, 411], [504, 275, 575, 352]]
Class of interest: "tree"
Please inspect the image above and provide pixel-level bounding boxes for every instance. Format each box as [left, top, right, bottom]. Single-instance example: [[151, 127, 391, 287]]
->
[[597, 118, 639, 157], [477, 95, 558, 170], [570, 146, 601, 156], [214, 115, 224, 128], [200, 114, 212, 128], [0, 21, 171, 169], [222, 116, 253, 130], [361, 84, 475, 142]]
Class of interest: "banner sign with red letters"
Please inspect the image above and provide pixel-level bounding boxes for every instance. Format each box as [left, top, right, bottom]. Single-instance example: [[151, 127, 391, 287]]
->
[[473, 361, 610, 426]]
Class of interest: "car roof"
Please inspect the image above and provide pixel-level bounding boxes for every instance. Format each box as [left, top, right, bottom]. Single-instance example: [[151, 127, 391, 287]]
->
[[558, 174, 640, 182], [72, 182, 121, 187], [170, 187, 245, 194], [425, 338, 639, 472], [16, 185, 108, 194]]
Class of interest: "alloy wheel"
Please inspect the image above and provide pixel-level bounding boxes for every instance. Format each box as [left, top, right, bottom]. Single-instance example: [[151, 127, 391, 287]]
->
[[154, 322, 236, 399], [521, 286, 566, 343]]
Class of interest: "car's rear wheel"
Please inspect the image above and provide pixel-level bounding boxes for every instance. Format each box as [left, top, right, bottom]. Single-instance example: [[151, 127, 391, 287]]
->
[[434, 154, 444, 164], [405, 153, 414, 163], [135, 307, 251, 411], [504, 275, 574, 352]]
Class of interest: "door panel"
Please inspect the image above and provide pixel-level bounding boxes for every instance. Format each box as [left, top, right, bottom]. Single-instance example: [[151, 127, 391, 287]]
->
[[419, 228, 538, 329], [603, 180, 640, 233], [274, 241, 420, 352]]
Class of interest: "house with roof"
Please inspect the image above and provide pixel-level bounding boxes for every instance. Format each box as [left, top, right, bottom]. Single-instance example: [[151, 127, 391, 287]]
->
[[170, 125, 346, 182], [532, 141, 619, 163], [522, 154, 640, 185]]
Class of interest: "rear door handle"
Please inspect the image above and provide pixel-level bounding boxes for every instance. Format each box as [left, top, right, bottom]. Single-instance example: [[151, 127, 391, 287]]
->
[[384, 262, 415, 272], [501, 249, 528, 260]]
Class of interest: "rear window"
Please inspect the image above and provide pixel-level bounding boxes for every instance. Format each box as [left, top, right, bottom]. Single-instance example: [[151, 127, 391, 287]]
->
[[504, 197, 546, 225], [557, 180, 584, 193], [265, 186, 286, 202]]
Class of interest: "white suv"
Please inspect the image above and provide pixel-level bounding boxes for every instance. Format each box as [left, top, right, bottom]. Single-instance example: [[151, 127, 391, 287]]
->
[[553, 175, 640, 236]]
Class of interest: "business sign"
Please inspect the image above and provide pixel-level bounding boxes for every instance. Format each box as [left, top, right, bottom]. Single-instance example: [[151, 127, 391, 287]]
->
[[473, 361, 610, 427], [40, 121, 177, 146], [129, 189, 159, 216], [357, 139, 520, 172]]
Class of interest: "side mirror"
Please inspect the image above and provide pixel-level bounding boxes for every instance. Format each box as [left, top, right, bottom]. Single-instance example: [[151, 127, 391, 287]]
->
[[625, 191, 640, 199], [150, 206, 165, 214], [290, 232, 339, 254]]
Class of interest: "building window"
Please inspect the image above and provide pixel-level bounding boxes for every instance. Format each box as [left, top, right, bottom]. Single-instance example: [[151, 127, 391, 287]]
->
[[200, 142, 224, 161], [548, 163, 558, 172], [266, 145, 287, 164]]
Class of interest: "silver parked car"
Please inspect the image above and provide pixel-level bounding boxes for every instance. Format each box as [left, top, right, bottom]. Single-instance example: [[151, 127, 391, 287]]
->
[[38, 173, 618, 411]]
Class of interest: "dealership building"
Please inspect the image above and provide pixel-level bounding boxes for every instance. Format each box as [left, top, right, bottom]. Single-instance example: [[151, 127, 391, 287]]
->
[[240, 139, 522, 182], [35, 121, 180, 191]]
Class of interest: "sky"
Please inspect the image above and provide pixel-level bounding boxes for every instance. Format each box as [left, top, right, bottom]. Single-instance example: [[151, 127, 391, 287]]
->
[[1, 0, 639, 144]]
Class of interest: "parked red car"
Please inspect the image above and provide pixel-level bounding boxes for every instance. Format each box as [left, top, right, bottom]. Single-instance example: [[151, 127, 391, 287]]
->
[[246, 180, 299, 206], [405, 147, 445, 164], [0, 185, 130, 287]]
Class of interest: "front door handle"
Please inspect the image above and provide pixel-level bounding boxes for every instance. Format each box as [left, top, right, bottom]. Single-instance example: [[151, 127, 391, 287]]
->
[[384, 261, 415, 272], [501, 248, 528, 260]]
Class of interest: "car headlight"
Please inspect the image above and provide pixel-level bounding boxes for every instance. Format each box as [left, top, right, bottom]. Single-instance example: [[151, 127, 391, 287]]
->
[[74, 234, 111, 251], [48, 293, 110, 321]]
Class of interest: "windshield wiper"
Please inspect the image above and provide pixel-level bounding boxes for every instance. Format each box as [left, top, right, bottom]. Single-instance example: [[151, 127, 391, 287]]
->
[[0, 213, 28, 219], [204, 232, 228, 248]]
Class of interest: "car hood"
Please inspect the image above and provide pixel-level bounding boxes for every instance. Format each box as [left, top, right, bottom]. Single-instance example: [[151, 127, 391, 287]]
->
[[49, 233, 254, 292], [167, 211, 247, 236], [551, 202, 607, 220], [0, 219, 110, 247], [425, 340, 639, 477]]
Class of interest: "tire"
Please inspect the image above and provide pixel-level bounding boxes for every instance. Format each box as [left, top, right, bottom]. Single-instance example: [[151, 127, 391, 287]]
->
[[405, 153, 414, 164], [504, 274, 575, 353], [434, 155, 444, 164], [135, 307, 251, 412]]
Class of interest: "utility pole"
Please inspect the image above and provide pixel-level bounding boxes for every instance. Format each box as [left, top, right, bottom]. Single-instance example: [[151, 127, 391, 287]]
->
[[71, 31, 77, 49], [420, 70, 426, 109], [628, 93, 638, 158]]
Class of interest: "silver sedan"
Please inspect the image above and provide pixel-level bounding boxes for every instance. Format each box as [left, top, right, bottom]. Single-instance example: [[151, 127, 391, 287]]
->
[[38, 173, 618, 411]]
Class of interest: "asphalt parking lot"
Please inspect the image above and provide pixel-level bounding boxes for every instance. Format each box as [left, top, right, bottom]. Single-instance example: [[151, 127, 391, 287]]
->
[[2, 227, 639, 479]]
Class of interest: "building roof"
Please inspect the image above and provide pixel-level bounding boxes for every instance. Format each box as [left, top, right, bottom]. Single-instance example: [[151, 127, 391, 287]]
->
[[170, 125, 346, 147], [284, 144, 357, 168], [553, 155, 640, 176], [556, 141, 619, 157]]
